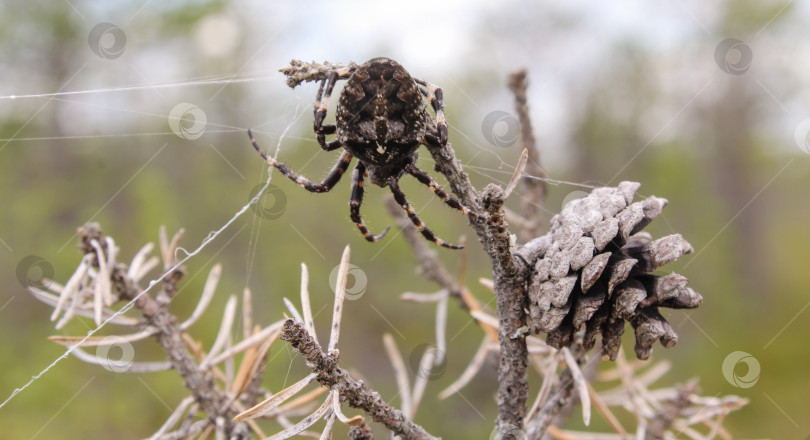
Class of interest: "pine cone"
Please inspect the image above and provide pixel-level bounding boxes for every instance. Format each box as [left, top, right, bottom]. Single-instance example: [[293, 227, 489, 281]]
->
[[526, 182, 702, 360]]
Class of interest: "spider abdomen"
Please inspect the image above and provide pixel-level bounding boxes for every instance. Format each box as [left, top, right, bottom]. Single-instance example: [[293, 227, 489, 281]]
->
[[254, 57, 464, 248], [337, 57, 427, 185]]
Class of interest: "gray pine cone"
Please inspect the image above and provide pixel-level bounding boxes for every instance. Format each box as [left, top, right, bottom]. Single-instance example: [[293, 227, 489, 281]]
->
[[525, 181, 702, 360]]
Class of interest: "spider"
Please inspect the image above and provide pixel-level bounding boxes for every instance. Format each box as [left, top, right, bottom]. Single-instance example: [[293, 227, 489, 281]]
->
[[249, 57, 473, 249]]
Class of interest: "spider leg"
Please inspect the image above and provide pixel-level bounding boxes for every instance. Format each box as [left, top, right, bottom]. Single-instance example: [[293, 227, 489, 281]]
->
[[314, 71, 342, 152], [415, 78, 447, 146], [249, 129, 350, 193], [404, 163, 473, 216], [388, 177, 463, 250], [350, 162, 390, 242], [416, 82, 441, 113]]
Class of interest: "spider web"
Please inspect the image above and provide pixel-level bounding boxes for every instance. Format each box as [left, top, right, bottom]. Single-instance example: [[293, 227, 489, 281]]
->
[[0, 71, 605, 412], [0, 79, 307, 409]]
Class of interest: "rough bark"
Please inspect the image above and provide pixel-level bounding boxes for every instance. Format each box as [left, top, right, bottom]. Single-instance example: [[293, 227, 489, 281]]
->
[[78, 224, 250, 438], [281, 319, 439, 440], [425, 142, 531, 436]]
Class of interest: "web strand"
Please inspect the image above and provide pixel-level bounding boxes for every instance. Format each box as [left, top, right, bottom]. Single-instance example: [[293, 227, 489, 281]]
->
[[0, 116, 301, 410], [0, 71, 605, 409], [0, 72, 280, 101]]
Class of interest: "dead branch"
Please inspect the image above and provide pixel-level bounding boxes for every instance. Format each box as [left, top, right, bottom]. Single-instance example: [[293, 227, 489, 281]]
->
[[75, 224, 251, 438], [507, 69, 547, 240], [280, 319, 439, 440]]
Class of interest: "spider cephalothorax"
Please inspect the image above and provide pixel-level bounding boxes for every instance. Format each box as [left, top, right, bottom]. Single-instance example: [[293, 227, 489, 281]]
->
[[250, 57, 469, 249]]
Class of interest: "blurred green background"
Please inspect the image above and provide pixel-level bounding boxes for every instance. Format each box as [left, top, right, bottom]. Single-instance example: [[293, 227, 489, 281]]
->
[[1, 1, 808, 438]]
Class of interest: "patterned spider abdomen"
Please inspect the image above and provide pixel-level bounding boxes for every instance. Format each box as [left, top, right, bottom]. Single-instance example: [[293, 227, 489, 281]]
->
[[336, 57, 428, 186]]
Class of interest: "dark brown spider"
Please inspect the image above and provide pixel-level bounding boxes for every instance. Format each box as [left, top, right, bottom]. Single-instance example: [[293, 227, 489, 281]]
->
[[249, 57, 472, 249]]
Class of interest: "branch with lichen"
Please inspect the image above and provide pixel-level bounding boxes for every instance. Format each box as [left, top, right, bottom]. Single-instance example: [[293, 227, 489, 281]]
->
[[234, 246, 438, 440], [280, 319, 436, 440], [420, 80, 535, 436], [278, 59, 359, 88], [34, 224, 438, 440], [535, 347, 748, 439], [31, 223, 290, 439]]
